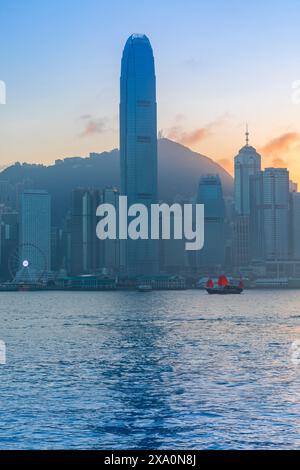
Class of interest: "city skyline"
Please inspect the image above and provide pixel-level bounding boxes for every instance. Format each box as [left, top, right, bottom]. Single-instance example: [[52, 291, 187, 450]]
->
[[1, 1, 300, 183], [1, 12, 300, 284]]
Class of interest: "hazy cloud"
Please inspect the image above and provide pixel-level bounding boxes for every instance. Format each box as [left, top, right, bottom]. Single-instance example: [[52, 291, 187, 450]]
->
[[166, 116, 228, 147], [181, 127, 211, 145], [260, 132, 300, 160], [167, 125, 210, 145], [80, 114, 92, 120], [79, 115, 107, 138], [271, 157, 288, 167], [183, 58, 202, 70]]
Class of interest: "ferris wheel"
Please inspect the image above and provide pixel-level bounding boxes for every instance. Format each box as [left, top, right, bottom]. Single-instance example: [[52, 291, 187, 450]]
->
[[8, 243, 47, 283]]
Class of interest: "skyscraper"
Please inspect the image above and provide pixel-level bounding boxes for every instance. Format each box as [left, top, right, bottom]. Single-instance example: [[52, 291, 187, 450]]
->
[[101, 188, 120, 274], [82, 189, 102, 274], [233, 129, 261, 268], [263, 168, 289, 260], [70, 188, 87, 275], [120, 34, 158, 277], [290, 191, 300, 260], [249, 171, 265, 261], [69, 188, 120, 276], [197, 175, 225, 270], [19, 190, 51, 275], [250, 168, 290, 261], [0, 210, 18, 280], [234, 128, 261, 216]]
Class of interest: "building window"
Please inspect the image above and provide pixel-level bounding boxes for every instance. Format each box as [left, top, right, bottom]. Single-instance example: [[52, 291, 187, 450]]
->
[[137, 100, 150, 107], [137, 136, 151, 143]]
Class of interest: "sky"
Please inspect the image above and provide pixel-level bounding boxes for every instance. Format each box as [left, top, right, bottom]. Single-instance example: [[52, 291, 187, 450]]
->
[[1, 0, 300, 182]]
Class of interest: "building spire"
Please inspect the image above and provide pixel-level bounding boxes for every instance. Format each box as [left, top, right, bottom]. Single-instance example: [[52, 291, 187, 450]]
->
[[245, 123, 249, 146]]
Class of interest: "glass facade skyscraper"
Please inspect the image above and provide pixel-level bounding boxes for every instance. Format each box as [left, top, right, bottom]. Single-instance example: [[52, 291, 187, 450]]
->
[[19, 190, 51, 275], [120, 34, 158, 276], [233, 133, 261, 267], [234, 141, 261, 216], [197, 175, 225, 270], [290, 191, 300, 260], [250, 168, 290, 261]]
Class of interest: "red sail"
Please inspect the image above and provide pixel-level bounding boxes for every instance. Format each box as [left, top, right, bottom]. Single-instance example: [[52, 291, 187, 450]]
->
[[218, 275, 228, 287], [206, 279, 214, 288]]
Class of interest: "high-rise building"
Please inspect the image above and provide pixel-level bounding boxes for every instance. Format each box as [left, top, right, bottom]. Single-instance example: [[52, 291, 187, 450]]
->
[[263, 168, 289, 260], [19, 190, 51, 274], [0, 181, 13, 209], [250, 168, 290, 261], [289, 180, 298, 193], [160, 204, 188, 275], [101, 188, 120, 274], [233, 129, 261, 268], [120, 34, 158, 277], [234, 128, 261, 216], [70, 188, 87, 275], [290, 191, 300, 260], [69, 188, 120, 276], [249, 171, 265, 261], [82, 189, 102, 274], [197, 175, 225, 270], [51, 226, 63, 272], [70, 188, 102, 275], [0, 211, 18, 280], [232, 215, 250, 268]]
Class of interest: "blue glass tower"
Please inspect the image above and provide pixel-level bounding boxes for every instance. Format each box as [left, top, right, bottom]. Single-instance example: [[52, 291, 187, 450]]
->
[[120, 34, 158, 276], [197, 175, 225, 270]]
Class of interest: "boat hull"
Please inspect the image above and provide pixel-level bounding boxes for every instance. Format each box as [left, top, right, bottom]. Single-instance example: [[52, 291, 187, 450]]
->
[[206, 287, 243, 295], [137, 285, 153, 292]]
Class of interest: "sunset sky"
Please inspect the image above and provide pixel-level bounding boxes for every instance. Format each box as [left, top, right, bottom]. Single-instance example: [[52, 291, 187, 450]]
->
[[1, 0, 300, 182]]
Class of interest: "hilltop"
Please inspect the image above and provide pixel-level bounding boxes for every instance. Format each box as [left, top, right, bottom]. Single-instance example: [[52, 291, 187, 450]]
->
[[0, 138, 233, 224]]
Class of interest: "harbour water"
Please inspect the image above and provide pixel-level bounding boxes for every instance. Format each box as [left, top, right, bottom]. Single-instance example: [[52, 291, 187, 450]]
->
[[0, 290, 300, 449]]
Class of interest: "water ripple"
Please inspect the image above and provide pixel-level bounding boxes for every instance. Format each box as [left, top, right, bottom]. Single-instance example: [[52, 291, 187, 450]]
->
[[0, 290, 300, 449]]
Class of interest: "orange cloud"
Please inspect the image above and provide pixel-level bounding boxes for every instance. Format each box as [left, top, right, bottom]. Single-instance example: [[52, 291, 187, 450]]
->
[[260, 132, 300, 159], [271, 157, 287, 167], [166, 116, 228, 147], [164, 126, 210, 145], [180, 127, 211, 145], [79, 115, 107, 138]]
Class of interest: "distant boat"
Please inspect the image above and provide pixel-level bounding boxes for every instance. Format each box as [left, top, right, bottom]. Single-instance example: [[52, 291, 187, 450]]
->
[[205, 276, 244, 295], [137, 284, 153, 292]]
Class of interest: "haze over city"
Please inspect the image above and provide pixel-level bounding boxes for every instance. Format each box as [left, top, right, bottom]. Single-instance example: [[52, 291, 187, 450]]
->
[[1, 0, 300, 181]]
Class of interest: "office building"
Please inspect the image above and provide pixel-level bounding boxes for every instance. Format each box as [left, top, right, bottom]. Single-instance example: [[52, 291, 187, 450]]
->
[[120, 34, 159, 276]]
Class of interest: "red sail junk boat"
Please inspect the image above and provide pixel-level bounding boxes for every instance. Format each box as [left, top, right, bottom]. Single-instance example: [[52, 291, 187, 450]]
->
[[206, 275, 244, 294]]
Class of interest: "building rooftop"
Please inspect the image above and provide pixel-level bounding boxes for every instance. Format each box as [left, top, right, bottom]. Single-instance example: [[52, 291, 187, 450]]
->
[[131, 33, 148, 40]]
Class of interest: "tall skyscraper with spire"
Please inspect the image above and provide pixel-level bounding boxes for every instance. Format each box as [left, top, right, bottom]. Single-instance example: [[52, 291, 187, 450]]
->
[[233, 128, 261, 267], [234, 127, 261, 215], [120, 34, 158, 277]]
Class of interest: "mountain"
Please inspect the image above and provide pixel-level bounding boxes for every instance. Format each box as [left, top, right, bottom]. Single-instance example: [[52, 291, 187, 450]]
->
[[158, 139, 232, 201], [0, 138, 233, 224]]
